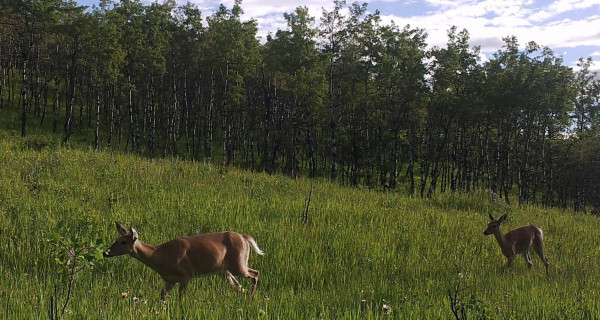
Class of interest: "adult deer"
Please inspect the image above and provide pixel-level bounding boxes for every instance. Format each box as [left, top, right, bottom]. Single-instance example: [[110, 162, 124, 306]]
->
[[104, 222, 264, 300], [483, 213, 549, 275]]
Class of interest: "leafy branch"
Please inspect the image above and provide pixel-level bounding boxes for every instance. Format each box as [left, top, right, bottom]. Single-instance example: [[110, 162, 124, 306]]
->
[[47, 222, 105, 319]]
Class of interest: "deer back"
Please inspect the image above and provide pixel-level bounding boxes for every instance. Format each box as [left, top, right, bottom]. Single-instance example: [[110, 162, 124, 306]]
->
[[152, 231, 249, 276], [504, 225, 541, 254]]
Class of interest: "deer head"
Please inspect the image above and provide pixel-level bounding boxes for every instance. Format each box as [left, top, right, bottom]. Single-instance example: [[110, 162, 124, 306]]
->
[[483, 213, 507, 235], [104, 222, 138, 258]]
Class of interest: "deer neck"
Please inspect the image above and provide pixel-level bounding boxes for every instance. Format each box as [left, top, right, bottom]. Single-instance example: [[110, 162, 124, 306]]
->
[[130, 240, 160, 269], [493, 229, 509, 250]]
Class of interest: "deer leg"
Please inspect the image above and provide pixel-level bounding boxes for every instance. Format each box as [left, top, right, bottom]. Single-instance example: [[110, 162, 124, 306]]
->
[[161, 281, 175, 301], [229, 267, 260, 295], [533, 244, 549, 275], [224, 270, 243, 292], [245, 268, 260, 295], [503, 255, 515, 271], [522, 252, 533, 269], [178, 278, 190, 298]]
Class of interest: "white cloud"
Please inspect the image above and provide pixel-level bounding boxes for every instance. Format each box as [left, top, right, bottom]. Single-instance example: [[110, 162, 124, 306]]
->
[[549, 0, 600, 13], [571, 59, 600, 72], [189, 0, 337, 41], [478, 52, 490, 63], [380, 0, 600, 54], [149, 0, 599, 68], [184, 0, 599, 52], [531, 0, 600, 22]]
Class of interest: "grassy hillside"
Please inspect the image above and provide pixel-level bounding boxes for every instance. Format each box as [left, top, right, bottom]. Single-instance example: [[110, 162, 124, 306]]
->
[[1, 133, 600, 319]]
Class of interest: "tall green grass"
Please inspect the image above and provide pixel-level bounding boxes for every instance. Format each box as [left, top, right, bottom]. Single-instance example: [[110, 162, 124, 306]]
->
[[1, 134, 600, 319]]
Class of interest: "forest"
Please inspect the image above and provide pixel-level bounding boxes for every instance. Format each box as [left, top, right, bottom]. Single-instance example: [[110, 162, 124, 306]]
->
[[1, 0, 599, 210]]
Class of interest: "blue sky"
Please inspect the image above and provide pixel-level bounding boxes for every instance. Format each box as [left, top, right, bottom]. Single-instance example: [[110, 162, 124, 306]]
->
[[79, 0, 600, 71]]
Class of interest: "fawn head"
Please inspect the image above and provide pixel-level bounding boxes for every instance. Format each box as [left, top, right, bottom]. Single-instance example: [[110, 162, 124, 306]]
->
[[483, 213, 507, 236], [104, 222, 138, 258]]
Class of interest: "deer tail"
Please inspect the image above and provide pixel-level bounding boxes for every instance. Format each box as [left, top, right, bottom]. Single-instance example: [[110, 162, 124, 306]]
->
[[535, 225, 544, 241], [244, 234, 265, 256]]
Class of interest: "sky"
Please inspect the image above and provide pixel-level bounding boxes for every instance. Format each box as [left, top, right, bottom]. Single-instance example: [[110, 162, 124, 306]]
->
[[79, 0, 600, 71]]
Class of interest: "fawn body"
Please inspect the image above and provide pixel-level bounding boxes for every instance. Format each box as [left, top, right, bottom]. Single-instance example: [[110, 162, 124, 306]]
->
[[484, 213, 549, 274]]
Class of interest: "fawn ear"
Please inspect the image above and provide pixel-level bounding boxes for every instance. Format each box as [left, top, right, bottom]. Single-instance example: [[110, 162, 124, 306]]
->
[[498, 214, 507, 223], [130, 227, 138, 241], [488, 213, 495, 221], [115, 222, 129, 235]]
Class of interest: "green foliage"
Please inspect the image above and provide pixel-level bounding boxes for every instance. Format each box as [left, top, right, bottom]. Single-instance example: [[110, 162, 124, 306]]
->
[[448, 272, 492, 320], [1, 136, 600, 318], [48, 219, 105, 277], [46, 219, 105, 318]]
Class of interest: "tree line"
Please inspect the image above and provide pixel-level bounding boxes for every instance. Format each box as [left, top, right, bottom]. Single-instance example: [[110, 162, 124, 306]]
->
[[1, 0, 599, 211]]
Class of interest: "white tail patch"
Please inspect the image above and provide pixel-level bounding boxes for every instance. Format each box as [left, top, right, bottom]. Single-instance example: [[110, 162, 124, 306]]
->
[[244, 235, 265, 256]]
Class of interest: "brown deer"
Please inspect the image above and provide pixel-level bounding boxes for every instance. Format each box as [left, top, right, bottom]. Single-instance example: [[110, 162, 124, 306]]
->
[[483, 213, 549, 274], [104, 222, 264, 300]]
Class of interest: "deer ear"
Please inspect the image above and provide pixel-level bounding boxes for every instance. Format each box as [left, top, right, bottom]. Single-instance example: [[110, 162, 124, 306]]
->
[[115, 222, 129, 235], [130, 227, 138, 241], [488, 213, 495, 221], [498, 214, 507, 223]]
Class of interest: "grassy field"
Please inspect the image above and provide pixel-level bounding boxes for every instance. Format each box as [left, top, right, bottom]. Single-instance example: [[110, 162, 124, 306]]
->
[[1, 133, 600, 319]]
